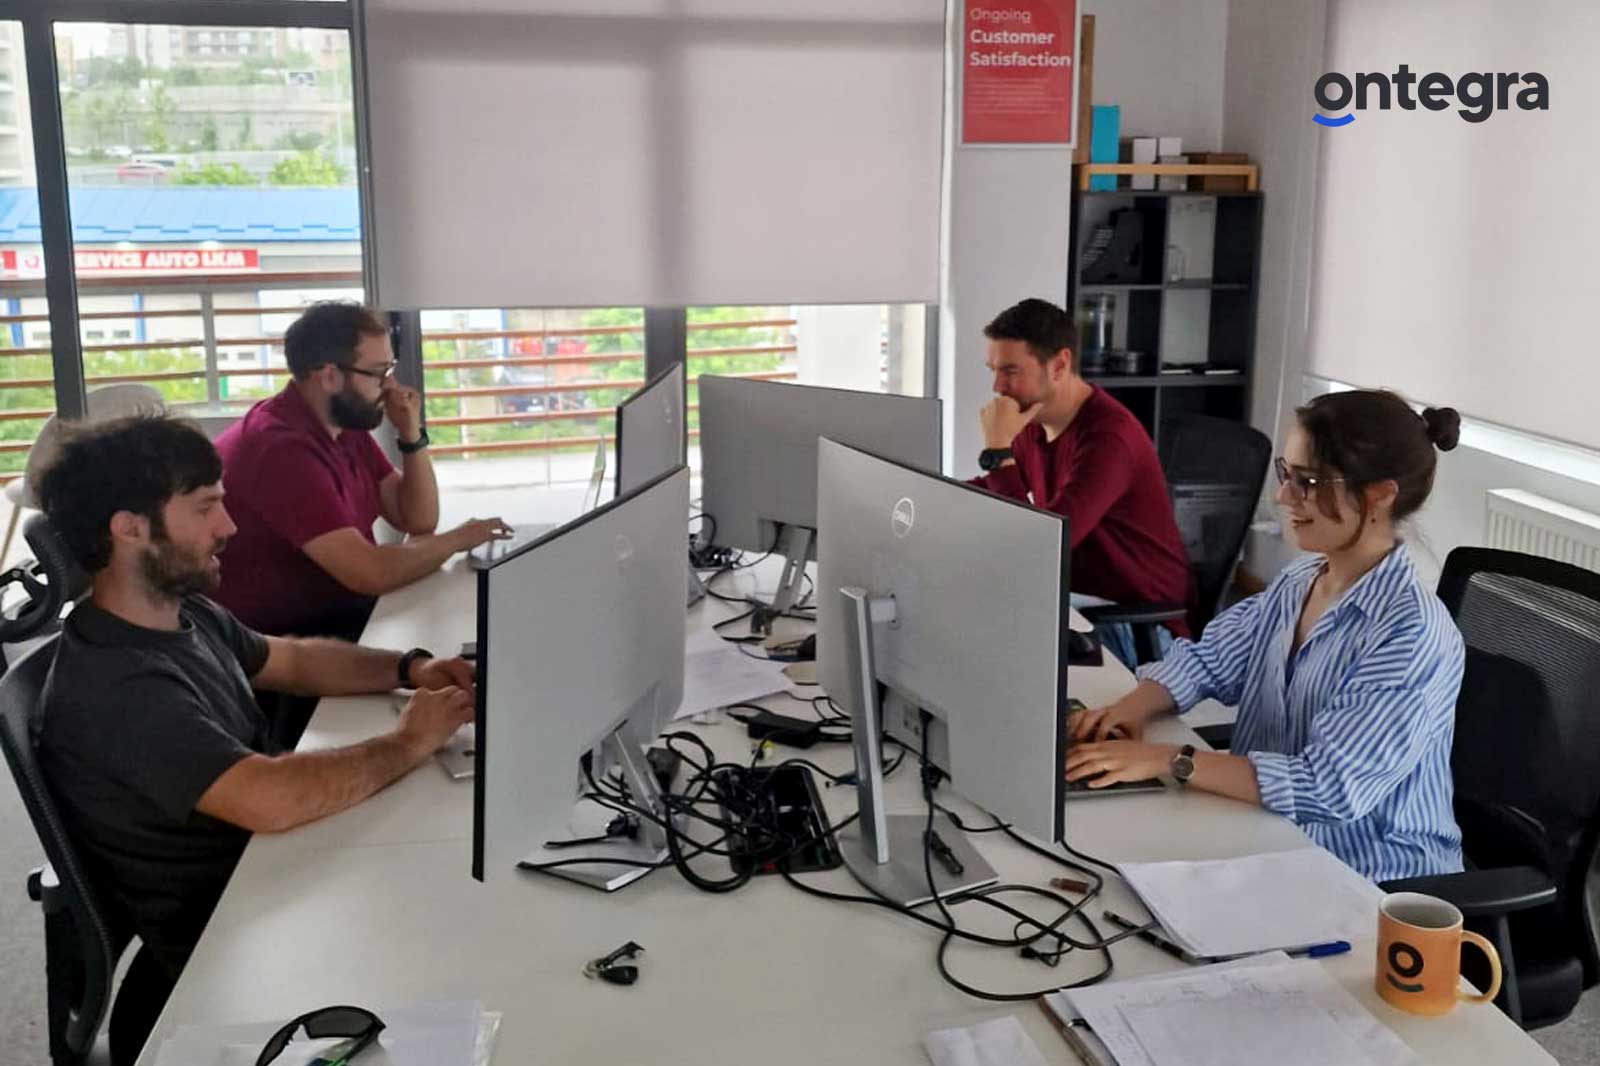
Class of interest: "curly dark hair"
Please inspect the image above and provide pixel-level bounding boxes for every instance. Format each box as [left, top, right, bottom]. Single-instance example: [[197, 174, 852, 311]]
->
[[36, 415, 222, 574], [283, 301, 389, 378]]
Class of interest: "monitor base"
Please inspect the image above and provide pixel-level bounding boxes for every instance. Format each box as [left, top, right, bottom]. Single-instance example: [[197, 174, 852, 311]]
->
[[838, 815, 997, 908]]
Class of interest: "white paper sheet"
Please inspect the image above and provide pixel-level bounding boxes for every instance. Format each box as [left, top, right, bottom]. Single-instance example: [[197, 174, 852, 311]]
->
[[1117, 846, 1383, 958], [1059, 959, 1419, 1066], [924, 1015, 1049, 1066], [154, 1000, 486, 1066], [675, 643, 789, 720]]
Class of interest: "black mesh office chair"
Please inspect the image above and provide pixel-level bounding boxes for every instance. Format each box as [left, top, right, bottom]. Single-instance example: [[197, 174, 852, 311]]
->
[[1382, 547, 1600, 1029], [0, 515, 92, 679], [1080, 414, 1272, 662], [0, 636, 130, 1064]]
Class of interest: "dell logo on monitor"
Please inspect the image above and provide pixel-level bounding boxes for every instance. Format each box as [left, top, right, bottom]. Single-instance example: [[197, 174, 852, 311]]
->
[[891, 497, 916, 538]]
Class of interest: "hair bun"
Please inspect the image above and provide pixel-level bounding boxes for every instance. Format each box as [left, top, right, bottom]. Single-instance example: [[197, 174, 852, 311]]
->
[[1422, 407, 1461, 452]]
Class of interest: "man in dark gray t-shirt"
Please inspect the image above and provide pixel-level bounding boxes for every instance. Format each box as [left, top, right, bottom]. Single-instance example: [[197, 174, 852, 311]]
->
[[33, 416, 478, 1066], [39, 595, 275, 977]]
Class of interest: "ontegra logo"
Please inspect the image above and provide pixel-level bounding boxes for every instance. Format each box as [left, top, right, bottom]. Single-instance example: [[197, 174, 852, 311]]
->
[[1313, 65, 1549, 127]]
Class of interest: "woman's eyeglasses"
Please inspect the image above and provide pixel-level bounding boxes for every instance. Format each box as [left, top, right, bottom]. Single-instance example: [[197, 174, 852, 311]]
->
[[255, 1005, 384, 1066], [1273, 456, 1346, 503]]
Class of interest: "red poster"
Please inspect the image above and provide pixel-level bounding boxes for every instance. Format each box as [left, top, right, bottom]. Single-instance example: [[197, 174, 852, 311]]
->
[[0, 247, 260, 277], [961, 0, 1078, 145]]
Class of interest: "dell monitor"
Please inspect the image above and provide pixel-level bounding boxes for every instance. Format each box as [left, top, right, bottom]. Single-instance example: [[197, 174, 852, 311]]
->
[[473, 464, 690, 891], [698, 375, 941, 622], [816, 438, 1069, 906], [615, 363, 685, 497]]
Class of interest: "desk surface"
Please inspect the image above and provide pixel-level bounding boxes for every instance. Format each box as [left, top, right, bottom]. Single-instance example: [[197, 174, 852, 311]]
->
[[136, 560, 1555, 1066]]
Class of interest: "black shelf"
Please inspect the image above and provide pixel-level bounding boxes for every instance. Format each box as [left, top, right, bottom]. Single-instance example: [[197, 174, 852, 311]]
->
[[1069, 184, 1263, 446], [1080, 189, 1262, 199], [1164, 280, 1250, 292]]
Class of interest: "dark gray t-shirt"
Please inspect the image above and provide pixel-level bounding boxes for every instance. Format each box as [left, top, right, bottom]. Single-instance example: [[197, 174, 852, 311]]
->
[[37, 596, 276, 975]]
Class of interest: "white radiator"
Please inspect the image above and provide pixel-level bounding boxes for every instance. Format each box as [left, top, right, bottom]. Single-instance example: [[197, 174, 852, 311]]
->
[[1484, 489, 1600, 573]]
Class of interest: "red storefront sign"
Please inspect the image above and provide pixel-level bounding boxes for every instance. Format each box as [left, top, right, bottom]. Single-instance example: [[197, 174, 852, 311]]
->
[[0, 247, 261, 277], [961, 0, 1078, 145]]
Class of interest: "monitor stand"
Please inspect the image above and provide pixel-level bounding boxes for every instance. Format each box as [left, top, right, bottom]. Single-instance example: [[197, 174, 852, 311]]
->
[[833, 586, 997, 908], [520, 732, 672, 892], [750, 524, 812, 633]]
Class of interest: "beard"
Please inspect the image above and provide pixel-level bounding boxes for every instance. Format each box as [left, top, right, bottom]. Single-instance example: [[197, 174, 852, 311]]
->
[[330, 384, 385, 431], [139, 533, 225, 600]]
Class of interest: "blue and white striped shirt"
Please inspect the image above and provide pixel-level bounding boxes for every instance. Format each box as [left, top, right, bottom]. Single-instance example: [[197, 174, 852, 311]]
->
[[1140, 546, 1465, 882]]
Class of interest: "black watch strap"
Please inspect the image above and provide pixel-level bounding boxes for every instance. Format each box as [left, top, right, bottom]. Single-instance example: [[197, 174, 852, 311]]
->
[[397, 647, 433, 689], [979, 447, 1013, 472], [397, 427, 430, 454]]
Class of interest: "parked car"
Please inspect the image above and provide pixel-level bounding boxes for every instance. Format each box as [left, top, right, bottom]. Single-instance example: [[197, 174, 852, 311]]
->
[[116, 161, 169, 185]]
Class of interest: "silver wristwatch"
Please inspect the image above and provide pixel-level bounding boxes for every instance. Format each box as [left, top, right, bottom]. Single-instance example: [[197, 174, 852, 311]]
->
[[1170, 744, 1196, 784]]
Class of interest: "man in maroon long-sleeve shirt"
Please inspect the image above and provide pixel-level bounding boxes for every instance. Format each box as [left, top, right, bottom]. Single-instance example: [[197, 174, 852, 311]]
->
[[969, 299, 1191, 653]]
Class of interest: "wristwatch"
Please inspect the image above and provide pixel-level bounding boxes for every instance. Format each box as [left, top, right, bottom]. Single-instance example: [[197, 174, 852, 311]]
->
[[397, 427, 430, 454], [397, 646, 434, 689], [1170, 744, 1197, 785], [978, 447, 1013, 472]]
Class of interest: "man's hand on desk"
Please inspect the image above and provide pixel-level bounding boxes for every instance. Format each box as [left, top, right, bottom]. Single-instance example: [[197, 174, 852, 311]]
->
[[1065, 739, 1178, 787], [448, 517, 515, 552], [397, 686, 474, 757], [409, 654, 475, 692]]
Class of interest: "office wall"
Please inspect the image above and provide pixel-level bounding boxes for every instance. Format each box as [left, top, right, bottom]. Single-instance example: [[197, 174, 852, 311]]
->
[[1220, 0, 1326, 448], [942, 0, 1231, 476], [1308, 0, 1599, 452]]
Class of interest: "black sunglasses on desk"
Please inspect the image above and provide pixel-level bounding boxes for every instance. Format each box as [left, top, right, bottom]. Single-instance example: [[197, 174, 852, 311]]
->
[[255, 1005, 385, 1066]]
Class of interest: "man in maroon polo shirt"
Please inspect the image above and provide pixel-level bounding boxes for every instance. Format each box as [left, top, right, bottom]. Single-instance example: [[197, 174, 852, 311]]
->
[[969, 299, 1190, 664], [214, 302, 508, 643]]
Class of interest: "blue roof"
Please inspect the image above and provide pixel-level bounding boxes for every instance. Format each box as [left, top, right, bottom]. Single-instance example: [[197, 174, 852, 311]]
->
[[0, 186, 360, 244]]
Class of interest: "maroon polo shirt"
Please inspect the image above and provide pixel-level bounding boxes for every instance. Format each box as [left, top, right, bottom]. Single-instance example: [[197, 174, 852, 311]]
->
[[213, 385, 396, 636], [970, 386, 1192, 636]]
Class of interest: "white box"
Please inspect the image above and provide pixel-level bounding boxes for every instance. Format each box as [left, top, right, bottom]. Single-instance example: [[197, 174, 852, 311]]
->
[[1157, 137, 1185, 189], [1129, 137, 1158, 190]]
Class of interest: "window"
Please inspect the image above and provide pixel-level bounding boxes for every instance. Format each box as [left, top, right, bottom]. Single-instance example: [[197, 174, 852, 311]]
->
[[683, 303, 929, 473], [0, 19, 50, 559], [56, 21, 362, 416], [421, 308, 645, 494]]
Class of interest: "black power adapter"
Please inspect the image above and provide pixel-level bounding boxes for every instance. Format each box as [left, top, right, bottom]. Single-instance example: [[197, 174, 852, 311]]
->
[[730, 709, 824, 749]]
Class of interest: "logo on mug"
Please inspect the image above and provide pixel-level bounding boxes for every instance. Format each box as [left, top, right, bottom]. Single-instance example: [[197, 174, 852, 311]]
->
[[1385, 941, 1425, 994]]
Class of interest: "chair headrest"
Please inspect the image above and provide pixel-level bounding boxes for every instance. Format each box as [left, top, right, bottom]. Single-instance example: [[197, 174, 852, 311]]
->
[[23, 514, 90, 605]]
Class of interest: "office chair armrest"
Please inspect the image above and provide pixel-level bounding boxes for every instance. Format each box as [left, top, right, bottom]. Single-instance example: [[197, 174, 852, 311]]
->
[[1078, 602, 1188, 627], [1380, 866, 1558, 918]]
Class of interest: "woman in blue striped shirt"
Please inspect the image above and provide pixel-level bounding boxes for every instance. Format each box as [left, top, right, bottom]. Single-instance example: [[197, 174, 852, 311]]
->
[[1066, 390, 1467, 881]]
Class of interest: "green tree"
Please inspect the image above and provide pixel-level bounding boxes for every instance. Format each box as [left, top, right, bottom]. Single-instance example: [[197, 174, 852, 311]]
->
[[142, 84, 176, 151], [235, 115, 257, 150], [273, 130, 325, 152], [199, 117, 220, 152], [172, 161, 256, 186], [268, 150, 346, 186]]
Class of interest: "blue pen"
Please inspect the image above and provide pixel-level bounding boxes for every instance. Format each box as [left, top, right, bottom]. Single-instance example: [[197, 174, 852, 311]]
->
[[1291, 940, 1352, 959]]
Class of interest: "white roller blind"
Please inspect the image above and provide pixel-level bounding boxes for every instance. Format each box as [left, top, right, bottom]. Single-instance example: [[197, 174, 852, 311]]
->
[[1307, 0, 1600, 450], [362, 0, 945, 309]]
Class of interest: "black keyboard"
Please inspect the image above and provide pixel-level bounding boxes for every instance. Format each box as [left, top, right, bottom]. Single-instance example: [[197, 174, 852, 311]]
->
[[1065, 776, 1165, 796]]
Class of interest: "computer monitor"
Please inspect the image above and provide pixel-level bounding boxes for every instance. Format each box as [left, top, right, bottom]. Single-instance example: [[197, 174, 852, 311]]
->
[[698, 375, 941, 621], [615, 364, 685, 497], [473, 464, 690, 891], [816, 437, 1070, 906]]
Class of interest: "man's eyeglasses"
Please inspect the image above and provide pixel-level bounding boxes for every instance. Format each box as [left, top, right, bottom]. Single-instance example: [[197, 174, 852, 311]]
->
[[337, 361, 397, 382], [255, 1005, 384, 1066], [1273, 456, 1346, 502]]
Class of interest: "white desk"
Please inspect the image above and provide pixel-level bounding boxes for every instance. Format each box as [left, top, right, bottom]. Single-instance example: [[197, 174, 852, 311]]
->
[[136, 561, 1554, 1066]]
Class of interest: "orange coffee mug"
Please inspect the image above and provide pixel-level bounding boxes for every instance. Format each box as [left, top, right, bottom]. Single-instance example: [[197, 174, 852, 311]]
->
[[1376, 892, 1502, 1016]]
